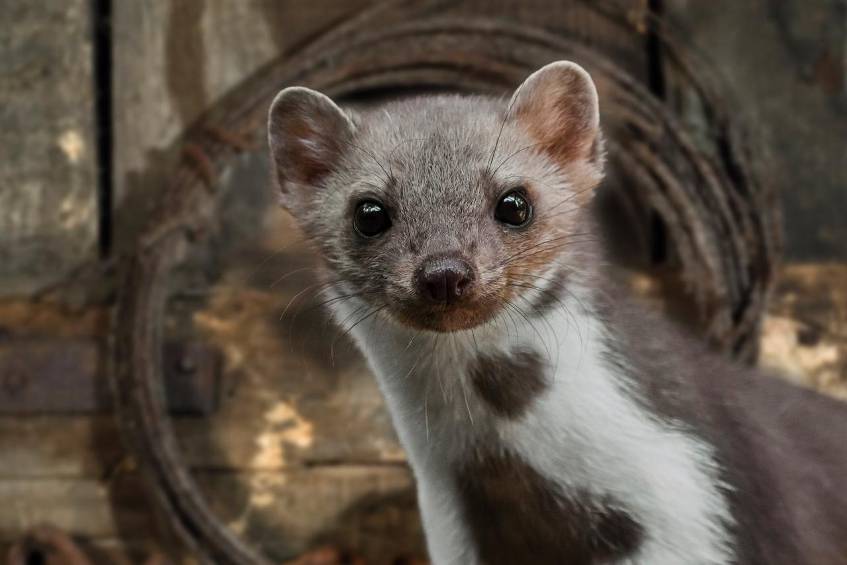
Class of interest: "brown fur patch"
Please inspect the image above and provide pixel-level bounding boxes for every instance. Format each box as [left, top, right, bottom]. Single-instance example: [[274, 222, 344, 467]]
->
[[498, 178, 595, 314], [513, 64, 598, 165], [468, 350, 547, 418], [455, 451, 643, 564], [511, 63, 604, 208], [269, 89, 353, 198]]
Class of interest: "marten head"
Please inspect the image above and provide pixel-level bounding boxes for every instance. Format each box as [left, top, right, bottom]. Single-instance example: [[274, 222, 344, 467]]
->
[[268, 61, 604, 332]]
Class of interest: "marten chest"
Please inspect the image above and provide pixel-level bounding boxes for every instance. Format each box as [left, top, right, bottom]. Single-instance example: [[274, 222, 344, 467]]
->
[[454, 450, 643, 565], [452, 350, 644, 563]]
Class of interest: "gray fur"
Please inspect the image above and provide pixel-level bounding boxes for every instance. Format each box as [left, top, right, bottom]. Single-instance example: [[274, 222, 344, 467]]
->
[[598, 287, 847, 564]]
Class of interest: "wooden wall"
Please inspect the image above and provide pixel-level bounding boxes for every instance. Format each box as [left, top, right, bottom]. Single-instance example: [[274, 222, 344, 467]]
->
[[0, 0, 845, 562]]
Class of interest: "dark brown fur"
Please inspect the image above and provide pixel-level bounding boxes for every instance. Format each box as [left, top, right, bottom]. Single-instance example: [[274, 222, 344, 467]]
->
[[455, 450, 643, 565], [468, 349, 548, 418]]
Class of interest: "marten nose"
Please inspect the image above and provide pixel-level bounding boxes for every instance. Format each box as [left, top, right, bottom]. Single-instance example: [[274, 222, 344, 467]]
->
[[416, 255, 474, 304]]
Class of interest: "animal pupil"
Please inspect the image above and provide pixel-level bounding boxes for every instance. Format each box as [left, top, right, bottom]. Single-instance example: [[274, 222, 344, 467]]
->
[[495, 189, 532, 227], [353, 200, 391, 237]]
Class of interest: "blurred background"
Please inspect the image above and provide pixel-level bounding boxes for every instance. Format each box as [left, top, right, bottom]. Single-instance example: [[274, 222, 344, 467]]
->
[[0, 1, 845, 563]]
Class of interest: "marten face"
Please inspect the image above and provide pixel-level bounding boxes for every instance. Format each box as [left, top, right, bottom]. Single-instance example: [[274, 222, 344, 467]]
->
[[269, 62, 603, 333]]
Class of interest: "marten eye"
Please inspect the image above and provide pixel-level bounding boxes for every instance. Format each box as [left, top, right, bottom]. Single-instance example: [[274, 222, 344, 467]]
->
[[353, 200, 391, 238], [495, 190, 532, 227]]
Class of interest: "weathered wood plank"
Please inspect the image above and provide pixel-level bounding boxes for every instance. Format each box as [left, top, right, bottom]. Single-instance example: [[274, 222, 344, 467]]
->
[[0, 467, 421, 563], [0, 417, 123, 479], [195, 466, 421, 562], [111, 0, 372, 252], [0, 474, 153, 542], [0, 1, 99, 295], [0, 250, 401, 479], [664, 0, 847, 260], [0, 536, 153, 565], [0, 357, 401, 478], [0, 201, 401, 479]]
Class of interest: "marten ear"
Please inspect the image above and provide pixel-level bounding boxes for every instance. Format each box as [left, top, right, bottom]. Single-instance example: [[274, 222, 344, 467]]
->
[[268, 87, 354, 208], [509, 61, 601, 166]]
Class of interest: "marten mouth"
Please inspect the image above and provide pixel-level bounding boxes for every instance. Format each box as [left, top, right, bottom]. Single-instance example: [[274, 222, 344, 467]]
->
[[389, 300, 502, 333]]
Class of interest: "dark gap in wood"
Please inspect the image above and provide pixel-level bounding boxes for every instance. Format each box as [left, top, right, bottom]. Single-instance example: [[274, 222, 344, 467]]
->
[[92, 0, 114, 258], [649, 210, 668, 264], [646, 0, 666, 99], [646, 0, 668, 266]]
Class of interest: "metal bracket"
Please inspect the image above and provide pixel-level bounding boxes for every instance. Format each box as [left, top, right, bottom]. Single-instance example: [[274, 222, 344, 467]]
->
[[0, 338, 221, 415]]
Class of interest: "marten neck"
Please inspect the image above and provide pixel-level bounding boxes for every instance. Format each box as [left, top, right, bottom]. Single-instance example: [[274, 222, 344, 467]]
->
[[329, 261, 734, 565]]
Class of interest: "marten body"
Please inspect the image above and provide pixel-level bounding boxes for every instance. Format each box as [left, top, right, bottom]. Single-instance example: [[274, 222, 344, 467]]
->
[[268, 62, 847, 564]]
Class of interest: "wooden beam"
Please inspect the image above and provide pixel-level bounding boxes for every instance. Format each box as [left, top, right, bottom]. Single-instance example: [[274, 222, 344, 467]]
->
[[0, 467, 420, 563], [0, 1, 99, 296]]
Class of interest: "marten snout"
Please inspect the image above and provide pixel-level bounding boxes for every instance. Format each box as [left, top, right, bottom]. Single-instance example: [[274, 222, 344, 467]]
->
[[415, 254, 476, 304]]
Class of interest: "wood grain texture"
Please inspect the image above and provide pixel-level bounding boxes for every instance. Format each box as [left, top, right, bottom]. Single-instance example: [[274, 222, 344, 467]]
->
[[0, 349, 402, 479], [1, 537, 153, 565], [0, 467, 420, 563], [0, 1, 98, 296], [0, 474, 154, 542]]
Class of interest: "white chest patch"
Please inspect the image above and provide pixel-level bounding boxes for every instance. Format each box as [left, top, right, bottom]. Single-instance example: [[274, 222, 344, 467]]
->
[[331, 286, 735, 565]]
